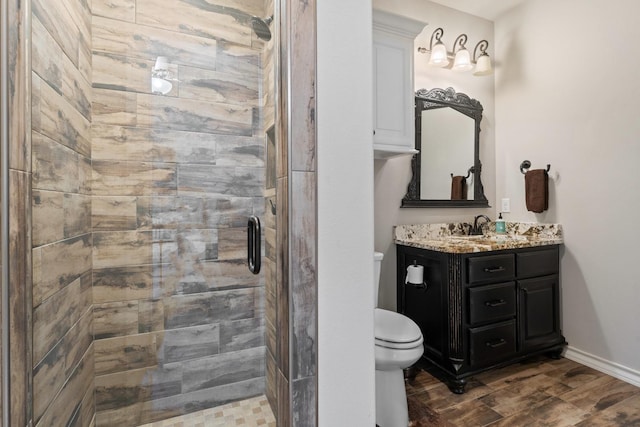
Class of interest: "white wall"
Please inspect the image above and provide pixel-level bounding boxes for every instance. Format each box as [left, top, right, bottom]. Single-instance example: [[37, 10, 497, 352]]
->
[[372, 0, 495, 310], [317, 0, 376, 425], [495, 0, 640, 375]]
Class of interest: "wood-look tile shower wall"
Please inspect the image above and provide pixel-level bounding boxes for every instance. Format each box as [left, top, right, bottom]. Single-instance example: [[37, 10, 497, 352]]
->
[[286, 0, 317, 424], [89, 0, 269, 424], [30, 0, 95, 425], [5, 0, 32, 423]]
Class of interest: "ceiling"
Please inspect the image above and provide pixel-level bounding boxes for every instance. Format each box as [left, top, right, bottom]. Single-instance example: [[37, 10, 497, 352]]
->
[[428, 0, 525, 21]]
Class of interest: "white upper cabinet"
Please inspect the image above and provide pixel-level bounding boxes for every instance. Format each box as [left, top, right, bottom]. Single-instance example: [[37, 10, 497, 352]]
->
[[372, 10, 426, 159]]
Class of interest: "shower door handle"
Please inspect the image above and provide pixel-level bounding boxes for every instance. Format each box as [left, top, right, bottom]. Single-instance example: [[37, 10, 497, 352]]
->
[[247, 216, 261, 274]]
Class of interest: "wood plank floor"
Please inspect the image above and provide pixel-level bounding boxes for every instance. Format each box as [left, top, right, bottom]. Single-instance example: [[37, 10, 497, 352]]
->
[[406, 356, 640, 426]]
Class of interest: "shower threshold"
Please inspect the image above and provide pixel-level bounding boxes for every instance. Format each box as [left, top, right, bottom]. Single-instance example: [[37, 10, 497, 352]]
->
[[137, 395, 275, 427]]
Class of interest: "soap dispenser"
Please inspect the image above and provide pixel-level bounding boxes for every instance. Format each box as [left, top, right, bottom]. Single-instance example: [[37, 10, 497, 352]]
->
[[495, 213, 506, 234]]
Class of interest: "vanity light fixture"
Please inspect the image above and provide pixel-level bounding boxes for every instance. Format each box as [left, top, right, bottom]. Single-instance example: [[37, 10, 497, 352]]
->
[[417, 28, 493, 76], [426, 28, 449, 67], [151, 56, 180, 95], [472, 40, 492, 76], [451, 34, 473, 72]]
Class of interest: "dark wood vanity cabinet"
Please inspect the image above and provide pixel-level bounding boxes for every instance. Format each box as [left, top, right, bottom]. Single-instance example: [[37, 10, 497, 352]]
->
[[397, 244, 566, 393]]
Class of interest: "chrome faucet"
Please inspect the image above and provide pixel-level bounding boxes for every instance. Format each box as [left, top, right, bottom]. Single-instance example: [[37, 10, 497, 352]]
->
[[470, 215, 491, 235]]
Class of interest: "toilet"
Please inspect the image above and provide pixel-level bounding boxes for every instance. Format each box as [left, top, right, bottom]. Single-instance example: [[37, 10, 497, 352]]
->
[[374, 252, 424, 427]]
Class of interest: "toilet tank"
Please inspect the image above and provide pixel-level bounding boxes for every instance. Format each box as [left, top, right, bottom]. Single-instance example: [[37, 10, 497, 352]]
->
[[374, 252, 384, 307]]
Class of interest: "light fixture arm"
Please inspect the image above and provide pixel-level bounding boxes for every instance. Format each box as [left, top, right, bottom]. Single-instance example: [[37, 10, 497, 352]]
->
[[473, 40, 489, 61], [452, 34, 468, 53], [430, 27, 444, 49]]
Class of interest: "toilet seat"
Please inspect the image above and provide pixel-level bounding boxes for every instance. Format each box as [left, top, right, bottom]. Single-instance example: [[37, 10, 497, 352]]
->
[[374, 308, 423, 349], [375, 336, 423, 350]]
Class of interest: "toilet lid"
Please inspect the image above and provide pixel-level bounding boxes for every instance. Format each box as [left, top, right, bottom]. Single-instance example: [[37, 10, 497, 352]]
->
[[374, 308, 422, 344]]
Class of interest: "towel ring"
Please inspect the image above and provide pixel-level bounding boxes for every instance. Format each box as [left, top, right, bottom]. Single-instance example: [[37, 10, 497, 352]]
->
[[451, 166, 475, 179], [520, 160, 550, 175]]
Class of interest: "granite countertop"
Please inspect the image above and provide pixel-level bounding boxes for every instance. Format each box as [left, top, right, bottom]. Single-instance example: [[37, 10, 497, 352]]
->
[[393, 222, 563, 254]]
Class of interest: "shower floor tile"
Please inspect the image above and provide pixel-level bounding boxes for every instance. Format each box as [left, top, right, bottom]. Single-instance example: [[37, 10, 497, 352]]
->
[[138, 395, 276, 427]]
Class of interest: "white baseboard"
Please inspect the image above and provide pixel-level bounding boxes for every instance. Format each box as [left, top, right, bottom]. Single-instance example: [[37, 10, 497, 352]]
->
[[564, 346, 640, 388]]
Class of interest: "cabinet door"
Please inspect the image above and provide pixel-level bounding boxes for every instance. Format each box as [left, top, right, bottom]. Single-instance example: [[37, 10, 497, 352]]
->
[[397, 250, 445, 359], [372, 33, 414, 151], [518, 275, 562, 351]]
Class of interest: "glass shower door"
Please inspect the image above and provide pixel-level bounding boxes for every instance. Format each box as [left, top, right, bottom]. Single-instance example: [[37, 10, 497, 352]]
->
[[88, 0, 274, 424]]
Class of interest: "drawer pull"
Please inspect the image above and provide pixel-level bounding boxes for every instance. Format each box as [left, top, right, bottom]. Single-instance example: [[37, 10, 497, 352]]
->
[[483, 266, 506, 273], [485, 338, 507, 348], [485, 299, 506, 307]]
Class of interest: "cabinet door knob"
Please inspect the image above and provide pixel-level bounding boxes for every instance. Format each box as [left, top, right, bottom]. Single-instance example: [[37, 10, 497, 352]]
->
[[485, 299, 506, 307]]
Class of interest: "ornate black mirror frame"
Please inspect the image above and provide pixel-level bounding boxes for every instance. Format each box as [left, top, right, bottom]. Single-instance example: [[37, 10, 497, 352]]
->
[[402, 87, 489, 208]]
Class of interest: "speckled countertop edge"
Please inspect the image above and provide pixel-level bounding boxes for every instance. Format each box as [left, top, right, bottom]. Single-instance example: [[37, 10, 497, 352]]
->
[[393, 222, 563, 254]]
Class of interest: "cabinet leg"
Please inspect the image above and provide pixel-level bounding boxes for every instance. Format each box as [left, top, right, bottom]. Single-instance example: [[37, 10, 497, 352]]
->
[[448, 378, 467, 394], [547, 348, 563, 360]]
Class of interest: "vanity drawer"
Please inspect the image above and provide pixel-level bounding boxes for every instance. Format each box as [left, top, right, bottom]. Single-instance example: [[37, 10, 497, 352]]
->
[[468, 282, 516, 325], [469, 320, 516, 367], [517, 247, 559, 279], [467, 254, 515, 284]]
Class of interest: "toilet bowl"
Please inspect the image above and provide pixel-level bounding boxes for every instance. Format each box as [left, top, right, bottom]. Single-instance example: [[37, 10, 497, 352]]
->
[[374, 252, 424, 427]]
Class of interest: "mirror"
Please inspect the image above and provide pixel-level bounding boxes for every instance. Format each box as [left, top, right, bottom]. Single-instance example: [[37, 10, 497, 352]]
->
[[402, 87, 489, 208]]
